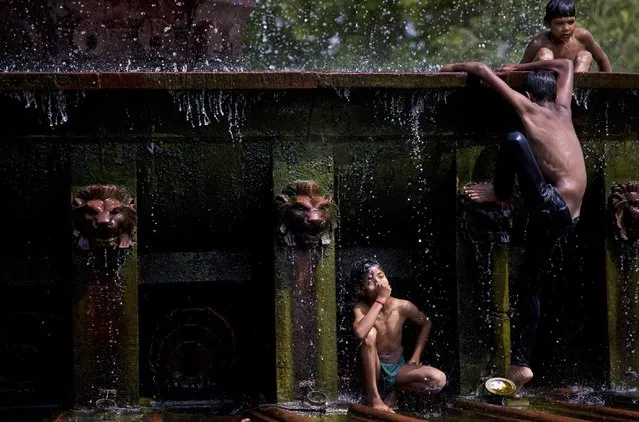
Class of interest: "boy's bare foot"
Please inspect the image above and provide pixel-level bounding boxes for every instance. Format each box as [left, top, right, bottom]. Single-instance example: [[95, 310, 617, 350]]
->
[[463, 182, 512, 206], [371, 397, 395, 413], [507, 365, 533, 390], [384, 391, 398, 409]]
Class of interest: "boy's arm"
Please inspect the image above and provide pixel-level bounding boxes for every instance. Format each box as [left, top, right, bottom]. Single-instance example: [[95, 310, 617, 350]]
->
[[578, 29, 612, 72], [401, 300, 432, 364], [520, 37, 543, 64], [353, 302, 383, 341], [440, 62, 533, 116], [353, 279, 392, 340], [502, 59, 574, 109]]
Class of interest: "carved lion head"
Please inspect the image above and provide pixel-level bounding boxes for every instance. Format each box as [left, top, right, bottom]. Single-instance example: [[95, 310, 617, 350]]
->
[[72, 185, 137, 249], [275, 180, 337, 246], [610, 181, 639, 241]]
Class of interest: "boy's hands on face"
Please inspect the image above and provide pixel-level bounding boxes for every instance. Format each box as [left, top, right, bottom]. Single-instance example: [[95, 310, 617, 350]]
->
[[501, 64, 518, 72], [376, 279, 392, 299]]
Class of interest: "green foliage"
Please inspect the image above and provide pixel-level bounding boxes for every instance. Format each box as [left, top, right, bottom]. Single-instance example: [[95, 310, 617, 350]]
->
[[580, 0, 639, 71], [241, 0, 639, 72]]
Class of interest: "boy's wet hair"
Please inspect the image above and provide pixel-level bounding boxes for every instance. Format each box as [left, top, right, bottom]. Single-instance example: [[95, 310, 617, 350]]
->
[[523, 70, 557, 103], [350, 258, 380, 290], [544, 0, 576, 23]]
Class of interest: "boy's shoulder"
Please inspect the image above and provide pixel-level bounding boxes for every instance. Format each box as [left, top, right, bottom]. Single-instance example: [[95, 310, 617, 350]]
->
[[573, 27, 594, 41], [391, 297, 415, 311], [527, 31, 552, 47]]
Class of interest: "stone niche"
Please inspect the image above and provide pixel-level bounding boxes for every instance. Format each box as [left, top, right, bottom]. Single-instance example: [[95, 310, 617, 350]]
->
[[0, 0, 255, 64]]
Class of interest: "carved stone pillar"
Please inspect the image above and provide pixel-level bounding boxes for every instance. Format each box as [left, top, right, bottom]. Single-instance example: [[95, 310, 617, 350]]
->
[[606, 147, 639, 390], [272, 142, 338, 402], [70, 144, 138, 408]]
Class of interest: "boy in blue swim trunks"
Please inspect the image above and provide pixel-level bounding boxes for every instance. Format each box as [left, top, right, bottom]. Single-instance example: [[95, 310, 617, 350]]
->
[[352, 259, 446, 413]]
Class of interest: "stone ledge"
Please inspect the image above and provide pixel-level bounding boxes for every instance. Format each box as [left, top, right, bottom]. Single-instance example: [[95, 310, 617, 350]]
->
[[0, 71, 636, 90]]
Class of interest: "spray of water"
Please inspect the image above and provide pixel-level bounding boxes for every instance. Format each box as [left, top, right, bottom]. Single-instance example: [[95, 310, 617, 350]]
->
[[170, 90, 257, 141], [5, 91, 86, 127]]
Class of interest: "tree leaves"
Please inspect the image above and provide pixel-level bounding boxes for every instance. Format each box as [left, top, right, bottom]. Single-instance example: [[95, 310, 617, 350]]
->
[[242, 0, 638, 71]]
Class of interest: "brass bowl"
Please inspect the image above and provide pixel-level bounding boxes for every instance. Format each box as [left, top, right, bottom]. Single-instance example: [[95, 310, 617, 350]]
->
[[484, 377, 517, 396]]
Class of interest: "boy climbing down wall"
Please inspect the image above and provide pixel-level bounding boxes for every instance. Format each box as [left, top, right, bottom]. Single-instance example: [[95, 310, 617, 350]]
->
[[441, 58, 586, 390], [521, 0, 611, 72]]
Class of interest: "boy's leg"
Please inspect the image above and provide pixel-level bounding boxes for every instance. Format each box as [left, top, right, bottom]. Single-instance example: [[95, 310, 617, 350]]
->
[[466, 131, 558, 387], [465, 132, 546, 205], [396, 364, 447, 392], [574, 51, 593, 72], [494, 131, 547, 206], [509, 215, 558, 387], [534, 47, 554, 62], [495, 131, 552, 387], [360, 328, 394, 412]]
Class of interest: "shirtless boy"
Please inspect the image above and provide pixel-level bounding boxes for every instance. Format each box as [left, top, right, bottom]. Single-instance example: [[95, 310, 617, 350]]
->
[[521, 0, 611, 72], [440, 59, 586, 389], [352, 259, 446, 413]]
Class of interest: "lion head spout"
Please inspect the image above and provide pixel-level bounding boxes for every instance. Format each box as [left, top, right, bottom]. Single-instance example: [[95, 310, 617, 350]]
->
[[275, 181, 338, 246], [610, 181, 639, 241], [72, 185, 137, 250]]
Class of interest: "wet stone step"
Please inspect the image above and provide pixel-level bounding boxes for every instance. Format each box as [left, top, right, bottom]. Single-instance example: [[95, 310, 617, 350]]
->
[[247, 406, 317, 422], [530, 398, 639, 421], [348, 403, 429, 422], [450, 398, 591, 422], [599, 391, 639, 413]]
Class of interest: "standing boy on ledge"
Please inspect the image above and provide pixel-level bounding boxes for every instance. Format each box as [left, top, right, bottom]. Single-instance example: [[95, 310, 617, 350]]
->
[[440, 59, 586, 389]]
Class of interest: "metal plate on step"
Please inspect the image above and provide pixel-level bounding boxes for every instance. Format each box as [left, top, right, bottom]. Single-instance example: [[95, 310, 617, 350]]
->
[[485, 377, 517, 396]]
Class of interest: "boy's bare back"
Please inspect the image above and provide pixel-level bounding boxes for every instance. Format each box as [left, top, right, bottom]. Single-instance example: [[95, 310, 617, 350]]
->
[[515, 97, 586, 218], [440, 59, 586, 218]]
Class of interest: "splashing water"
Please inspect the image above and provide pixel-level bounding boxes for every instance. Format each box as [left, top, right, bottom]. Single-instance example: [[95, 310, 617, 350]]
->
[[335, 87, 351, 102], [573, 88, 592, 110], [375, 90, 451, 250], [6, 90, 86, 127], [376, 90, 451, 150], [171, 90, 255, 141]]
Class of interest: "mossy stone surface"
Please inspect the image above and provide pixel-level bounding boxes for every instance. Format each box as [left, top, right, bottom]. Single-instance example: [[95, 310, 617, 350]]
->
[[604, 138, 639, 389], [272, 141, 337, 402]]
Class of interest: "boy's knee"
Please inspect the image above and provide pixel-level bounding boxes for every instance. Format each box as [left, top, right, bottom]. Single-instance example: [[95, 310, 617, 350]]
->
[[535, 47, 554, 61], [430, 370, 447, 390], [362, 327, 377, 347], [575, 50, 593, 65], [574, 51, 593, 72]]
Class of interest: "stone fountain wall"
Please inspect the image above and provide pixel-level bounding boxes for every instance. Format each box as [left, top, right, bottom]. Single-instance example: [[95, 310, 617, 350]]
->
[[0, 73, 637, 411]]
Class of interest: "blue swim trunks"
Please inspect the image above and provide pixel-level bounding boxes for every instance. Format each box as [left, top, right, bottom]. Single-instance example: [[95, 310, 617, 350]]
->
[[380, 356, 405, 394]]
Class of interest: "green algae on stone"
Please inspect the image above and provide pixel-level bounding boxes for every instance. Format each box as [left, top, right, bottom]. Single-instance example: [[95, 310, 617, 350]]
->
[[604, 138, 639, 389], [273, 248, 296, 401], [490, 244, 511, 377], [456, 144, 510, 394], [314, 240, 338, 400]]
